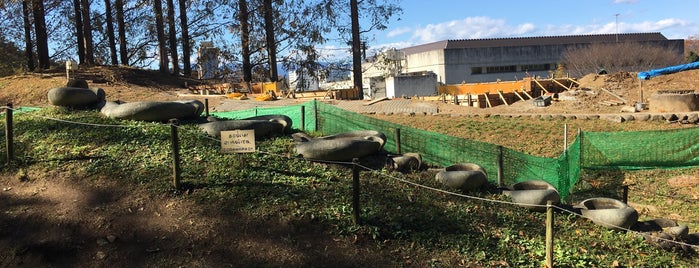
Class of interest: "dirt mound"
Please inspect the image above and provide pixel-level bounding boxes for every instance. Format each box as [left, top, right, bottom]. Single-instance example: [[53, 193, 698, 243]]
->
[[0, 66, 208, 107]]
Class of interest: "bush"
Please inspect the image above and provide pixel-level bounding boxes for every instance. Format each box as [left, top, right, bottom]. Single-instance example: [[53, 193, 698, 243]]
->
[[561, 42, 683, 77]]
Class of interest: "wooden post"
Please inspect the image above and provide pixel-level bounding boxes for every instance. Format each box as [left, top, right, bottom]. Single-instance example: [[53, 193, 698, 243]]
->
[[395, 128, 402, 155], [467, 94, 472, 107], [497, 90, 509, 106], [622, 185, 629, 204], [484, 93, 492, 108], [204, 98, 210, 117], [255, 107, 258, 116], [497, 145, 503, 188], [169, 119, 181, 189], [545, 200, 554, 268], [4, 103, 13, 164], [352, 158, 361, 225], [300, 105, 306, 131]]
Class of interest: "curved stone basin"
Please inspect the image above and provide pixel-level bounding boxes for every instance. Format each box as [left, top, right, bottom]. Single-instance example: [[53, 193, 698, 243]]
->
[[386, 153, 422, 172], [48, 87, 106, 108], [435, 163, 487, 191], [242, 114, 293, 133], [579, 197, 639, 230], [294, 130, 386, 161], [505, 180, 560, 211], [100, 100, 204, 122], [199, 119, 287, 139]]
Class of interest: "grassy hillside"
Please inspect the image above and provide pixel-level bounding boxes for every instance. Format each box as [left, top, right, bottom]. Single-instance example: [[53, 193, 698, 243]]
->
[[1, 107, 696, 267]]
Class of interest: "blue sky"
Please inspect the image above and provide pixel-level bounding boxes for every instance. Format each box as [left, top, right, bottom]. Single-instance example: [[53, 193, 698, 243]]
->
[[354, 0, 698, 53]]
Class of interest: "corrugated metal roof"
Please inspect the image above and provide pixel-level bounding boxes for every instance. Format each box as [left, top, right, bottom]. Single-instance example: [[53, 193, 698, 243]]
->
[[401, 32, 671, 55]]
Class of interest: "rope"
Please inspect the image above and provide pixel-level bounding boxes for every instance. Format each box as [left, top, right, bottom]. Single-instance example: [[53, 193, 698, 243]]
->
[[5, 107, 697, 250]]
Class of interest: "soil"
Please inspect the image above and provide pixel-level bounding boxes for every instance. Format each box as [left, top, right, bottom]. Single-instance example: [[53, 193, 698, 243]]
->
[[1, 66, 699, 266]]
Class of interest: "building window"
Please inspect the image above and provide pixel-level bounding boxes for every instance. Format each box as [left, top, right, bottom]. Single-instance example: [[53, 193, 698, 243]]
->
[[471, 67, 482, 74], [485, 65, 516, 73], [521, 63, 551, 71]]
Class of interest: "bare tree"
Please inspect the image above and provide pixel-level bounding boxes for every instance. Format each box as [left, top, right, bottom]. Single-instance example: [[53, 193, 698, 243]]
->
[[238, 0, 252, 85], [115, 0, 127, 65], [21, 0, 34, 71], [166, 0, 178, 74], [31, 0, 49, 69], [262, 0, 277, 81], [562, 42, 684, 77], [80, 0, 95, 65], [178, 0, 190, 76], [71, 0, 86, 64], [105, 0, 118, 65], [153, 0, 168, 73]]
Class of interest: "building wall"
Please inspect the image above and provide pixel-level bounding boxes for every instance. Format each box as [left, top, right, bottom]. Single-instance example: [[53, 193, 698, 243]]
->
[[386, 73, 438, 98], [404, 39, 684, 84], [404, 50, 446, 83]]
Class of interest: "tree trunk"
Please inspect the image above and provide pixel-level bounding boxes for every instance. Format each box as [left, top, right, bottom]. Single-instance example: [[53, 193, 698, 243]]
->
[[263, 0, 277, 82], [72, 0, 85, 64], [350, 0, 362, 97], [153, 0, 168, 73], [105, 0, 118, 65], [115, 0, 128, 65], [178, 0, 191, 76], [166, 0, 179, 75], [21, 0, 35, 71], [80, 0, 95, 65], [31, 0, 49, 69], [239, 0, 252, 84]]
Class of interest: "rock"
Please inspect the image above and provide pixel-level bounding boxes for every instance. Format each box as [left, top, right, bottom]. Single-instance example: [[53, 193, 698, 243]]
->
[[663, 225, 689, 239], [686, 113, 699, 123], [66, 79, 89, 88], [48, 87, 106, 109], [435, 163, 488, 192], [601, 115, 624, 123], [243, 114, 293, 133], [386, 153, 422, 173], [632, 218, 677, 232], [578, 197, 638, 230], [504, 180, 560, 212], [96, 251, 108, 260], [620, 105, 637, 113], [100, 100, 204, 122], [663, 113, 679, 122], [97, 238, 109, 246], [620, 114, 635, 122], [294, 131, 386, 161], [199, 119, 286, 139], [106, 235, 117, 243], [634, 114, 651, 121], [650, 114, 666, 121]]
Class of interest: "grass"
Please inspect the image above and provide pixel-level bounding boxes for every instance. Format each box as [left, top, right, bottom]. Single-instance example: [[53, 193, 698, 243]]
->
[[1, 107, 697, 267]]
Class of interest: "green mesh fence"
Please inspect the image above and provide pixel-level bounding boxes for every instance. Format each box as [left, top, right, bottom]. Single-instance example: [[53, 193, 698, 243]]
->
[[212, 101, 318, 132], [211, 99, 699, 199], [581, 127, 699, 169]]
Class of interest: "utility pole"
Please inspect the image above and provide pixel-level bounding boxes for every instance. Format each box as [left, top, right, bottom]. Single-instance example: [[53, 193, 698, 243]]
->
[[615, 13, 620, 42]]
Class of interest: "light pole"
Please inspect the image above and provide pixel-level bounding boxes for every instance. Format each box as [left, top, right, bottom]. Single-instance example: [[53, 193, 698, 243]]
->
[[615, 13, 620, 42]]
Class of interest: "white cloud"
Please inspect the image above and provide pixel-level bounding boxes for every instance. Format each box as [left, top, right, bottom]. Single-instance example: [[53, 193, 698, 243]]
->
[[387, 27, 412, 38], [402, 16, 694, 44], [613, 0, 638, 4], [410, 17, 538, 43]]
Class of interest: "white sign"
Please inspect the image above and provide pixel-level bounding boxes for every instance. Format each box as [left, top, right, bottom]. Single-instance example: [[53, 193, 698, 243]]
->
[[221, 129, 256, 153]]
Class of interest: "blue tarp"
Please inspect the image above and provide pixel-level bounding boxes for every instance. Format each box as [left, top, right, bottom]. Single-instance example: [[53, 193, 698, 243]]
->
[[637, 61, 699, 80]]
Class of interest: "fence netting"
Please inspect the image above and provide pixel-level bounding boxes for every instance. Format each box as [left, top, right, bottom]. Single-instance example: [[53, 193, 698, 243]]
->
[[208, 99, 699, 199]]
